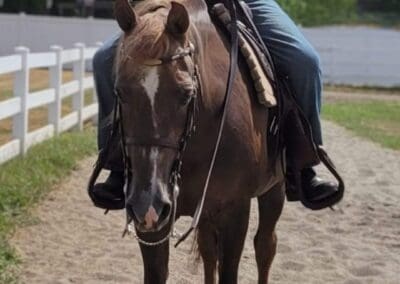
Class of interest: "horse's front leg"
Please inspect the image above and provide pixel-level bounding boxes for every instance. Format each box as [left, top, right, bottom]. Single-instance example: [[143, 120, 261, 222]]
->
[[198, 221, 219, 284], [254, 182, 285, 284], [217, 199, 251, 284], [137, 235, 169, 284]]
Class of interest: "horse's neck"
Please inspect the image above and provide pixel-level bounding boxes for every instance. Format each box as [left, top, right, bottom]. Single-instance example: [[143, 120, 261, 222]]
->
[[187, 1, 232, 112], [183, 1, 276, 197], [187, 1, 268, 155]]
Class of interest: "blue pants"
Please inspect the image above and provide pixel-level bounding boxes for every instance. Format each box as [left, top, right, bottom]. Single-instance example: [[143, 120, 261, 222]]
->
[[93, 0, 323, 171], [245, 0, 323, 145]]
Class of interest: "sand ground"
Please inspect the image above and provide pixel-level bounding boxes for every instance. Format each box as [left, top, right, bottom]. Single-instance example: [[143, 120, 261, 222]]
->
[[10, 120, 400, 283]]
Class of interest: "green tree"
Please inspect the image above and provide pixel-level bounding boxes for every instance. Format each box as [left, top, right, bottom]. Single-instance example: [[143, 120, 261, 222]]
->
[[276, 0, 358, 26], [358, 0, 400, 12], [1, 0, 48, 14]]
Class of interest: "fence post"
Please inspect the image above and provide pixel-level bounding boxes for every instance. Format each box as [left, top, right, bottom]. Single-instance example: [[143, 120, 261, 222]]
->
[[73, 42, 85, 131], [49, 45, 63, 135], [13, 46, 29, 155]]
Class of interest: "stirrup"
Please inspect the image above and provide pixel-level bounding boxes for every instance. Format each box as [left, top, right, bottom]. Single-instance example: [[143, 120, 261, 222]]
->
[[299, 147, 345, 210], [89, 194, 125, 211]]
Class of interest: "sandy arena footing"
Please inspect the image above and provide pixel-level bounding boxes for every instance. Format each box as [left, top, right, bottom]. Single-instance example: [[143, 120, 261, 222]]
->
[[11, 120, 400, 284]]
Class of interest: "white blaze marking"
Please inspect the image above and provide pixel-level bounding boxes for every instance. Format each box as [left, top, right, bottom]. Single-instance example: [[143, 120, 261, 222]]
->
[[144, 206, 159, 229], [149, 147, 158, 190], [141, 67, 160, 129]]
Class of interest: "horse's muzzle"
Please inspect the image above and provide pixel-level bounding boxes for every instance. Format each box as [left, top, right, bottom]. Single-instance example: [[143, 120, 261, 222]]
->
[[126, 191, 172, 232]]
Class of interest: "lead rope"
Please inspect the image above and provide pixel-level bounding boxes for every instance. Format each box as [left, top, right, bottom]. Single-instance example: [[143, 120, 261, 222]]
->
[[175, 1, 240, 247]]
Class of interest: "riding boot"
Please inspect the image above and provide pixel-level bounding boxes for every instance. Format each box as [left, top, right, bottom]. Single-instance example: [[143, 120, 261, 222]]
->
[[91, 171, 125, 210], [286, 167, 338, 205], [285, 167, 301, 202], [301, 167, 338, 203]]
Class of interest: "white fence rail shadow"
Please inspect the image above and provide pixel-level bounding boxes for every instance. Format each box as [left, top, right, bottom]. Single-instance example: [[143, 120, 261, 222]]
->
[[0, 43, 99, 165]]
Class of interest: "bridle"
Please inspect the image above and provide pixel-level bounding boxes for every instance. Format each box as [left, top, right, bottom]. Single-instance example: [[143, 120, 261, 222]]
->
[[118, 5, 240, 244], [117, 42, 200, 246], [88, 0, 240, 247]]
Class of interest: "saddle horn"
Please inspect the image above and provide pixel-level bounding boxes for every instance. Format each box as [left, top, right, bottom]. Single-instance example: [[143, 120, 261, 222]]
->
[[114, 0, 137, 32]]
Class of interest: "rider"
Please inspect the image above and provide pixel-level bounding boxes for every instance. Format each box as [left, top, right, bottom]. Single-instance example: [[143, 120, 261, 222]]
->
[[90, 0, 338, 210]]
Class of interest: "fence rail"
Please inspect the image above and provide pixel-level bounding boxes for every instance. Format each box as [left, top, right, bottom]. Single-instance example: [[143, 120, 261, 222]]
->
[[2, 13, 400, 87], [0, 43, 99, 165]]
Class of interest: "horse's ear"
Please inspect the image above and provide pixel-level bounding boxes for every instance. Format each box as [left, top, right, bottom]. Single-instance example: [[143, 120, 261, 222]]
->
[[166, 2, 190, 37], [114, 0, 137, 32]]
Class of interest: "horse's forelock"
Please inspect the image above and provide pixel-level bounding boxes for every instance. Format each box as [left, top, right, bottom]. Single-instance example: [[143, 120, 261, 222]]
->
[[119, 1, 177, 63], [132, 18, 170, 60], [114, 0, 206, 73]]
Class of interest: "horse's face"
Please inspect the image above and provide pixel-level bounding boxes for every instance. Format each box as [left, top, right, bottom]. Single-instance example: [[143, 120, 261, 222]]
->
[[114, 0, 195, 232]]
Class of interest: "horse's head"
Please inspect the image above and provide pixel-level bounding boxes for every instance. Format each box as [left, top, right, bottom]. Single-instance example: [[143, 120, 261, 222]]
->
[[114, 0, 198, 233]]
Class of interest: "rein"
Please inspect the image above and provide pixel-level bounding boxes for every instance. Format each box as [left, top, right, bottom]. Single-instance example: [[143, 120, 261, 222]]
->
[[174, 0, 240, 247]]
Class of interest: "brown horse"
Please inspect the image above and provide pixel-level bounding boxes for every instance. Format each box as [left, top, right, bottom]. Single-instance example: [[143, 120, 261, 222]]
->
[[113, 0, 285, 283]]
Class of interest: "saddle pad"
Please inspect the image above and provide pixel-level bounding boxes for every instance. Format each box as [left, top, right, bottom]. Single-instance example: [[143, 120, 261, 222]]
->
[[212, 3, 277, 107]]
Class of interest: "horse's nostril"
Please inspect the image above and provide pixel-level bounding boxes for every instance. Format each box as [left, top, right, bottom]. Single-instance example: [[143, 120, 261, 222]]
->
[[160, 203, 172, 221], [126, 205, 141, 223], [126, 197, 172, 232]]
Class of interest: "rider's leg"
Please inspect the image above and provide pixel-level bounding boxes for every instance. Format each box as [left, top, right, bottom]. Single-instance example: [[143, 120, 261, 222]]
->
[[245, 0, 322, 144], [245, 0, 337, 204], [93, 34, 120, 159], [92, 34, 125, 209]]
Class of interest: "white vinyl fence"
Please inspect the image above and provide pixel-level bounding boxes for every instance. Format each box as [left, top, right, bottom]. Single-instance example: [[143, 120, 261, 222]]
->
[[1, 13, 400, 87], [0, 43, 99, 165]]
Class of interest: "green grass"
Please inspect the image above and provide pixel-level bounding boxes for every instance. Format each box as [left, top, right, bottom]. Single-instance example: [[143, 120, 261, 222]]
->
[[0, 127, 96, 282], [323, 101, 400, 150], [324, 84, 400, 95], [0, 91, 11, 102]]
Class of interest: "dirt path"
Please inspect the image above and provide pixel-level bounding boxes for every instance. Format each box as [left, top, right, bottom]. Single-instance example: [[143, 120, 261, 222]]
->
[[11, 120, 400, 284]]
